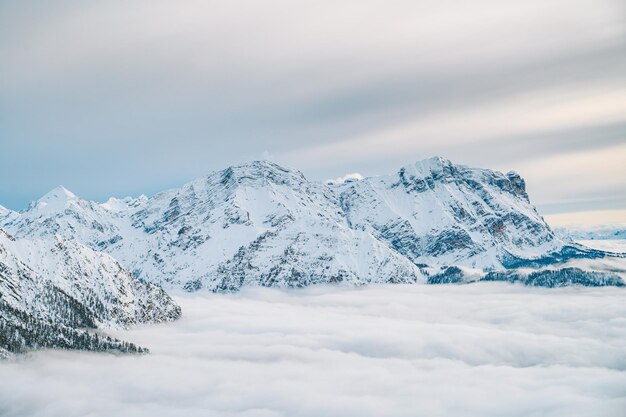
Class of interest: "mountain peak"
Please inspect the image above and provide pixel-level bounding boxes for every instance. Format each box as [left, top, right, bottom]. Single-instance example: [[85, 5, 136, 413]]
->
[[399, 156, 456, 179], [418, 156, 454, 169], [426, 155, 451, 164], [230, 160, 293, 173], [31, 186, 79, 213], [41, 186, 76, 201], [216, 160, 305, 188]]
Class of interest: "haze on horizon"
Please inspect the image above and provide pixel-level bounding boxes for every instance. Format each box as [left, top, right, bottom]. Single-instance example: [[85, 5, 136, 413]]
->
[[1, 0, 625, 220]]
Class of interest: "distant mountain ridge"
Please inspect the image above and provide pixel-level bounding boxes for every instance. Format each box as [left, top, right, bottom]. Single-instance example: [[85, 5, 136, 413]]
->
[[3, 157, 620, 295], [555, 226, 626, 241]]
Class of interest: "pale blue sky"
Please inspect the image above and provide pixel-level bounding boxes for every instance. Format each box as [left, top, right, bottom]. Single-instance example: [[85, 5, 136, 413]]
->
[[1, 0, 625, 216]]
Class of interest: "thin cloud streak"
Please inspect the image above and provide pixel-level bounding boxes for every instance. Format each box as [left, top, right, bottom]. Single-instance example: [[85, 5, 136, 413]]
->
[[277, 85, 626, 165]]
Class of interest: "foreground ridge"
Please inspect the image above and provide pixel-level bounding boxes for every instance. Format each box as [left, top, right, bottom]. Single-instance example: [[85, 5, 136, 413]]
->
[[0, 228, 181, 356]]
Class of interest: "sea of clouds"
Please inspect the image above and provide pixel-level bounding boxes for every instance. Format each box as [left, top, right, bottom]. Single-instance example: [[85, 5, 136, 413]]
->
[[1, 282, 625, 417]]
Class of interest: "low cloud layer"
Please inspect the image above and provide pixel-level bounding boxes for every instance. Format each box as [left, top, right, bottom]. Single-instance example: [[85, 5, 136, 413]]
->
[[1, 283, 625, 416], [0, 0, 624, 217]]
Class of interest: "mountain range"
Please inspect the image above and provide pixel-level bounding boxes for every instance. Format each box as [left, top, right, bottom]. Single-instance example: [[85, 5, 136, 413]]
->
[[1, 157, 624, 354]]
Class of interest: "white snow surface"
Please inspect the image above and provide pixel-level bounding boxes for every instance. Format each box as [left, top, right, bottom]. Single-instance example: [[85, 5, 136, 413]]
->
[[2, 158, 564, 290], [1, 283, 624, 417]]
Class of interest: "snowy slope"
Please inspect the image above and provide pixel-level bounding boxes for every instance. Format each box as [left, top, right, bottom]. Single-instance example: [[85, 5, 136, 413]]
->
[[335, 157, 562, 268], [0, 226, 181, 354], [5, 186, 127, 245], [0, 228, 180, 328], [4, 157, 614, 292]]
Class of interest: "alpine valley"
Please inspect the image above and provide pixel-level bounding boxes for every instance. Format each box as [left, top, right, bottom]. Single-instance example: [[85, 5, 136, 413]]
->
[[1, 157, 624, 355]]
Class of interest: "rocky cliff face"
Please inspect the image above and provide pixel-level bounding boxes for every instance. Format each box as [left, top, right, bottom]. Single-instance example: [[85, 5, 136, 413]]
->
[[335, 157, 560, 269]]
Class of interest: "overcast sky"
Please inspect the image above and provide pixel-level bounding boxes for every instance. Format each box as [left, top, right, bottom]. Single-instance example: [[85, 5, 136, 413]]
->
[[1, 0, 625, 217]]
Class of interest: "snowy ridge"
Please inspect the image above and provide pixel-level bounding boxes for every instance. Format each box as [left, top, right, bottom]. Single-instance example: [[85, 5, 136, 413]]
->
[[555, 226, 626, 241], [0, 227, 181, 354], [1, 233, 181, 328], [2, 157, 622, 293], [335, 157, 561, 269], [0, 204, 18, 225]]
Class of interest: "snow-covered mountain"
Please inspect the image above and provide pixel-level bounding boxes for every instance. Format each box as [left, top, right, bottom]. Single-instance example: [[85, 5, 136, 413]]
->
[[4, 157, 619, 294], [334, 157, 561, 268], [555, 225, 626, 241], [0, 227, 181, 355], [3, 163, 426, 291]]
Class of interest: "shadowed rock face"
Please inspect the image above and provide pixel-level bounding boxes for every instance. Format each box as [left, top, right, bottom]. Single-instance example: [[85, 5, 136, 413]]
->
[[506, 171, 528, 201], [338, 157, 560, 268]]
